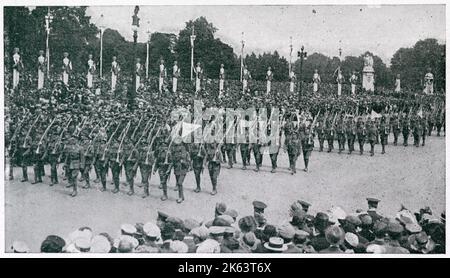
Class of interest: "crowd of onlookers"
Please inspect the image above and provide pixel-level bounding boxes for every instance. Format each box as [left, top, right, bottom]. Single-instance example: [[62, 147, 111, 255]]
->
[[10, 198, 445, 254]]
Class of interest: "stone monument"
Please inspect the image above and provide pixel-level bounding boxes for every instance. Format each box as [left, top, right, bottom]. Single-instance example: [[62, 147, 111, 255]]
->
[[362, 53, 375, 92]]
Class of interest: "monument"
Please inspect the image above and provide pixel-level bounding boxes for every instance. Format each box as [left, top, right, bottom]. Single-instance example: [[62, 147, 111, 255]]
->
[[362, 53, 375, 92]]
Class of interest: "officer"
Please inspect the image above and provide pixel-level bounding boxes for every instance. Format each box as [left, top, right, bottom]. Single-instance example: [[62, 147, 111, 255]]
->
[[171, 141, 190, 203], [379, 116, 389, 154], [336, 116, 346, 154], [63, 135, 84, 197], [32, 129, 45, 184], [356, 117, 366, 155], [81, 131, 95, 189], [412, 117, 421, 147], [284, 114, 301, 175], [345, 116, 356, 154], [108, 138, 122, 194], [301, 119, 314, 172], [325, 118, 334, 153], [123, 136, 139, 195], [206, 141, 221, 196], [239, 115, 251, 170], [367, 119, 378, 156], [421, 116, 427, 146], [138, 136, 154, 198]]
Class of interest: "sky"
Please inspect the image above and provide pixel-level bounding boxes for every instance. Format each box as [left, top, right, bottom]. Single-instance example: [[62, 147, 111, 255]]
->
[[85, 5, 446, 66]]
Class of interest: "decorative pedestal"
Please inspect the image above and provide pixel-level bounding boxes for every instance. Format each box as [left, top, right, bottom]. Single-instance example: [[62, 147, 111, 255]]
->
[[362, 69, 374, 92]]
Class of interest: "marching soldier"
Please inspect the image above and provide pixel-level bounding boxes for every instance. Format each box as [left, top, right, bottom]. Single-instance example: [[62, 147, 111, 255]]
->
[[190, 142, 206, 193], [81, 132, 95, 189], [427, 111, 435, 136], [63, 135, 84, 197], [87, 54, 96, 89], [356, 117, 366, 155], [268, 122, 281, 173], [391, 113, 401, 146], [94, 136, 108, 192], [345, 116, 356, 154], [435, 111, 443, 136], [153, 135, 171, 201], [251, 140, 263, 172], [401, 113, 410, 146], [315, 118, 325, 152], [62, 52, 72, 86], [302, 119, 314, 172], [111, 56, 120, 91], [336, 117, 346, 154], [138, 134, 155, 198], [171, 142, 190, 203], [379, 116, 389, 154], [37, 50, 46, 90], [19, 126, 33, 182], [284, 114, 301, 175], [412, 117, 421, 147], [240, 115, 251, 170], [206, 141, 221, 195], [421, 116, 428, 146], [123, 137, 139, 195], [172, 61, 180, 93], [367, 119, 378, 156], [325, 119, 334, 153], [108, 138, 122, 194], [32, 130, 45, 184], [12, 47, 23, 89]]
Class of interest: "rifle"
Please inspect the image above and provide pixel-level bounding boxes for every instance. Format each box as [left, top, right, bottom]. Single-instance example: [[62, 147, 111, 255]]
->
[[128, 117, 156, 161], [130, 114, 145, 142], [138, 126, 162, 175], [23, 114, 41, 149], [8, 111, 29, 156], [36, 116, 58, 155], [101, 120, 122, 167], [117, 121, 132, 166]]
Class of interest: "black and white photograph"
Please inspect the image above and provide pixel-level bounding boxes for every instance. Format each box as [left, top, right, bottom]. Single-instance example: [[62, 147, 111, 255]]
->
[[1, 1, 447, 257]]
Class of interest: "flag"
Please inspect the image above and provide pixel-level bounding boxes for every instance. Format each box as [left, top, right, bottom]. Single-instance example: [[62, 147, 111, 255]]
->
[[371, 110, 382, 119], [181, 122, 201, 138]]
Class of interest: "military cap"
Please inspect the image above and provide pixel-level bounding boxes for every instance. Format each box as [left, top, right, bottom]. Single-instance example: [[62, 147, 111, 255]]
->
[[121, 223, 137, 235], [252, 200, 267, 213], [11, 241, 30, 253], [367, 197, 380, 204], [157, 211, 169, 221], [387, 222, 404, 234]]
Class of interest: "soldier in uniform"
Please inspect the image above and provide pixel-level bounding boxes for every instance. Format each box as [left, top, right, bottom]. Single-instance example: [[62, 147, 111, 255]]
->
[[32, 130, 45, 184], [336, 117, 346, 154], [171, 142, 190, 203], [345, 117, 356, 154], [19, 127, 32, 182], [190, 142, 206, 193], [108, 138, 122, 194], [138, 136, 155, 198], [401, 113, 410, 146], [81, 132, 95, 189], [412, 117, 422, 148], [206, 142, 221, 195], [315, 118, 325, 152], [435, 111, 443, 136], [63, 135, 84, 197], [301, 119, 314, 172], [356, 117, 366, 155], [251, 139, 263, 172], [123, 137, 139, 195], [325, 119, 334, 153], [94, 136, 108, 191], [153, 135, 172, 201], [239, 115, 251, 170], [391, 113, 401, 146], [367, 119, 378, 156], [268, 122, 281, 173], [427, 111, 435, 136], [379, 116, 389, 154], [284, 114, 301, 175], [421, 116, 428, 146]]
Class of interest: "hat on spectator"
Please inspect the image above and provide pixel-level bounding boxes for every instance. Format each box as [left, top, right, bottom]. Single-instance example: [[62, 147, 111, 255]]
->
[[166, 217, 184, 230], [183, 219, 200, 232], [74, 237, 91, 252], [405, 223, 422, 234], [264, 237, 288, 252], [298, 200, 311, 211], [387, 222, 404, 234], [143, 222, 161, 238], [157, 211, 169, 222], [170, 240, 189, 253], [212, 217, 231, 227], [367, 197, 380, 208], [90, 235, 111, 253], [359, 214, 373, 226], [196, 239, 221, 253], [366, 244, 387, 254], [343, 215, 362, 227], [238, 216, 257, 233], [344, 233, 359, 248], [209, 226, 225, 236], [190, 226, 209, 241], [117, 235, 138, 253], [224, 209, 238, 220], [325, 226, 345, 245], [121, 224, 137, 235], [215, 202, 227, 216], [278, 223, 296, 240], [295, 230, 310, 241], [11, 241, 30, 253], [40, 235, 66, 253], [217, 214, 235, 225]]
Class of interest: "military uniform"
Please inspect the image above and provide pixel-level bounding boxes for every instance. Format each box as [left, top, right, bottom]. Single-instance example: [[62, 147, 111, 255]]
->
[[171, 142, 190, 203], [315, 120, 325, 152], [138, 140, 154, 198], [325, 120, 334, 153], [435, 112, 443, 136], [154, 139, 171, 201], [94, 138, 108, 191], [301, 126, 314, 172], [379, 118, 389, 154], [412, 118, 422, 147], [356, 118, 366, 155], [63, 136, 84, 197], [18, 130, 32, 182], [391, 115, 401, 145], [367, 121, 378, 156], [108, 140, 122, 193], [32, 132, 45, 184], [401, 115, 410, 146], [81, 134, 95, 188], [206, 142, 221, 195], [345, 118, 356, 154], [336, 119, 346, 154], [284, 119, 301, 175], [123, 139, 139, 195], [190, 143, 206, 193]]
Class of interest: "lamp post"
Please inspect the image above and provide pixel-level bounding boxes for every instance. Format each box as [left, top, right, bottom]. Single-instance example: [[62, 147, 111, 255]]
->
[[146, 21, 150, 79], [44, 7, 53, 76], [131, 5, 140, 107], [99, 14, 105, 79], [289, 36, 293, 74], [297, 45, 307, 99], [190, 25, 196, 81], [240, 32, 245, 82]]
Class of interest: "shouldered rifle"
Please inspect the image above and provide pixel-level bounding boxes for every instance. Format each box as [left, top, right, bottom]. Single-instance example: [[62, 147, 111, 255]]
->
[[36, 116, 58, 155], [23, 114, 41, 149], [101, 120, 122, 165], [117, 121, 132, 166]]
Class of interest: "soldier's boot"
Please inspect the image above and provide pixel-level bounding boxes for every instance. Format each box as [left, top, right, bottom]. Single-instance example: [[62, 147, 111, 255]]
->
[[127, 182, 134, 196], [422, 139, 425, 146], [253, 165, 259, 172], [31, 166, 40, 184], [370, 146, 374, 156], [20, 167, 28, 182], [70, 184, 78, 197], [381, 145, 385, 154], [177, 185, 185, 203], [271, 167, 276, 173], [100, 181, 107, 192], [304, 159, 309, 172], [211, 182, 217, 196], [161, 186, 168, 201], [9, 165, 14, 180], [142, 184, 149, 198], [227, 161, 233, 169], [82, 173, 90, 189], [194, 173, 201, 193], [112, 181, 119, 194]]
